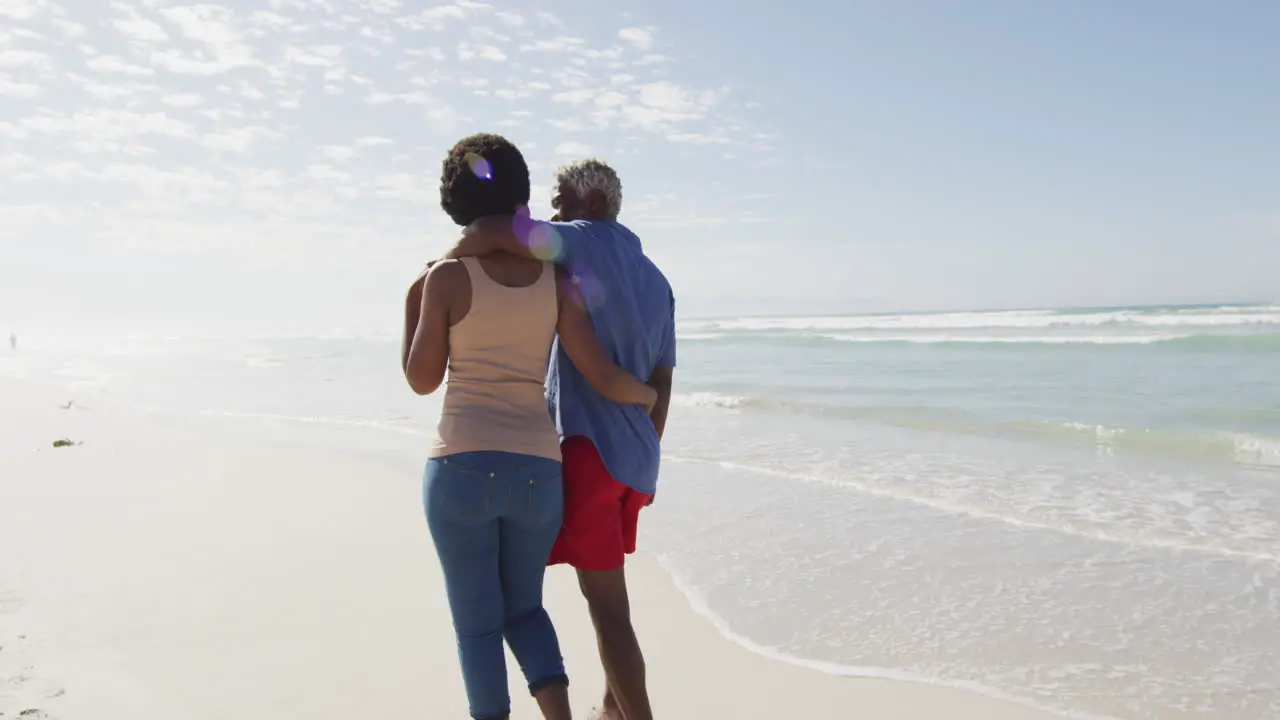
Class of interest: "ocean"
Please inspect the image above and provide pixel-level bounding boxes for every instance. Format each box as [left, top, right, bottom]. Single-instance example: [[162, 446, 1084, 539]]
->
[[3, 303, 1278, 719]]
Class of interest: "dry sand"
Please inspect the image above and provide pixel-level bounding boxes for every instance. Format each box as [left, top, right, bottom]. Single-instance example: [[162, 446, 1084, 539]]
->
[[0, 377, 1056, 719]]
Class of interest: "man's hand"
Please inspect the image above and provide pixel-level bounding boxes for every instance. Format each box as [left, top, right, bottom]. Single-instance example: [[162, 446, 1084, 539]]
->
[[447, 215, 525, 260], [408, 260, 435, 289], [645, 367, 673, 441], [406, 260, 439, 301], [644, 366, 673, 509]]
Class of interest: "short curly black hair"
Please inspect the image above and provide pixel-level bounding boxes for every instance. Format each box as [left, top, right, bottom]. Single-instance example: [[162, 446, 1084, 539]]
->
[[439, 133, 531, 226]]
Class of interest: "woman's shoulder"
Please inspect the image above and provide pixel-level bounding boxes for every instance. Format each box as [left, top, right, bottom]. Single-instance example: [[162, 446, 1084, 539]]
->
[[425, 259, 471, 299]]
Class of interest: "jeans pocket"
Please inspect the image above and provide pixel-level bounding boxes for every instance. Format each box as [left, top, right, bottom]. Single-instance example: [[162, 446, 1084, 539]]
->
[[520, 464, 564, 527], [426, 456, 495, 524]]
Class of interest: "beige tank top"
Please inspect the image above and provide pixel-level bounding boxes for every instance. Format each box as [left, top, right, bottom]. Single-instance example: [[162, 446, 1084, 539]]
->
[[429, 257, 561, 461]]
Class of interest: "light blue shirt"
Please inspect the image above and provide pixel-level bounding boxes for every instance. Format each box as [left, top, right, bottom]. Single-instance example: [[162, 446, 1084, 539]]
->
[[544, 220, 676, 494]]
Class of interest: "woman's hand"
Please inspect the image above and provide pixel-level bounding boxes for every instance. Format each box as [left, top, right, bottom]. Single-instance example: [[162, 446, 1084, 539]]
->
[[643, 385, 658, 413], [555, 268, 658, 410]]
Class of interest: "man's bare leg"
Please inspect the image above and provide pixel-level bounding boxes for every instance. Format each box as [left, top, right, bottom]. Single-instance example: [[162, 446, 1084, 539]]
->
[[577, 567, 652, 720], [599, 687, 622, 719]]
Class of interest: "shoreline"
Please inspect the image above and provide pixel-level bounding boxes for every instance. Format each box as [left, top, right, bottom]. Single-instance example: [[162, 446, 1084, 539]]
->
[[653, 553, 1114, 720], [1, 375, 1058, 719]]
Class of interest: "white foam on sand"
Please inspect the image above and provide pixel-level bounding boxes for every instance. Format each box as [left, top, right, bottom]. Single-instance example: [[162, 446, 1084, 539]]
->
[[649, 551, 1120, 720]]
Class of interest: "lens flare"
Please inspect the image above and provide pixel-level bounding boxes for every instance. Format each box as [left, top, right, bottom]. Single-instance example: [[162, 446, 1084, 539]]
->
[[510, 214, 564, 261], [465, 152, 492, 181], [571, 270, 607, 311], [526, 222, 564, 261]]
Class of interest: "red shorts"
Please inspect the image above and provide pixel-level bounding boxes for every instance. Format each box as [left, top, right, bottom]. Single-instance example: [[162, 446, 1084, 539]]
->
[[548, 436, 652, 571]]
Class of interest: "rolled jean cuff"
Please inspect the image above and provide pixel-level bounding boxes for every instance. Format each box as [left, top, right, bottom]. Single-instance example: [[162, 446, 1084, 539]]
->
[[528, 673, 569, 695]]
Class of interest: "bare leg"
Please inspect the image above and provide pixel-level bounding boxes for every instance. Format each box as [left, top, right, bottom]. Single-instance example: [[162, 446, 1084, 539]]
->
[[584, 688, 621, 720], [534, 684, 572, 720], [577, 567, 652, 720], [599, 687, 623, 719]]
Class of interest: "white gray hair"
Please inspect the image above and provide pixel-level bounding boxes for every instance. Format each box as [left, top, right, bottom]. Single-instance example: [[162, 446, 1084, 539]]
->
[[554, 158, 623, 217]]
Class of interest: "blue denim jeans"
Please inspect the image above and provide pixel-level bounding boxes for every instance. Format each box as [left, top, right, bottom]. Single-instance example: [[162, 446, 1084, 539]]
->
[[423, 451, 569, 720]]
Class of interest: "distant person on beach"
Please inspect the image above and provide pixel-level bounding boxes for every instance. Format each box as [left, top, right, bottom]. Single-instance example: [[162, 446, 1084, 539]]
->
[[8, 332, 15, 352], [402, 133, 657, 720], [446, 159, 676, 720]]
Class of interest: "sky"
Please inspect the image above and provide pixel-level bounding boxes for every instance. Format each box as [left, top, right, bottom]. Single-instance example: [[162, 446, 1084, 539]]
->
[[1, 0, 1278, 336]]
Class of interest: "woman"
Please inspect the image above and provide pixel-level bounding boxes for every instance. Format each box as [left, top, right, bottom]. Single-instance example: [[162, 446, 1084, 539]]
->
[[402, 133, 656, 720]]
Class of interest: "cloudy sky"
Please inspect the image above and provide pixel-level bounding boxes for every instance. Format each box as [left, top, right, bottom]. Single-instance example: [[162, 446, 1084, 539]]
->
[[1, 0, 1278, 336]]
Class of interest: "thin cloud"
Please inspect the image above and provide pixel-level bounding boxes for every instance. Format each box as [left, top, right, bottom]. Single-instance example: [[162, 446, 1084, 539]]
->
[[0, 77, 41, 97], [554, 141, 593, 156], [617, 27, 653, 51], [0, 48, 53, 70], [0, 0, 777, 267], [494, 11, 524, 27], [113, 13, 170, 43], [87, 55, 155, 76]]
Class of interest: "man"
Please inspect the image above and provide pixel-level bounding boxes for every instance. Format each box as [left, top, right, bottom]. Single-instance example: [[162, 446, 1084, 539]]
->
[[444, 158, 675, 720]]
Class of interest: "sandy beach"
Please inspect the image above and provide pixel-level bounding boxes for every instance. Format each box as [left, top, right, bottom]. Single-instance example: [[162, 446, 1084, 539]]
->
[[0, 376, 1055, 719]]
